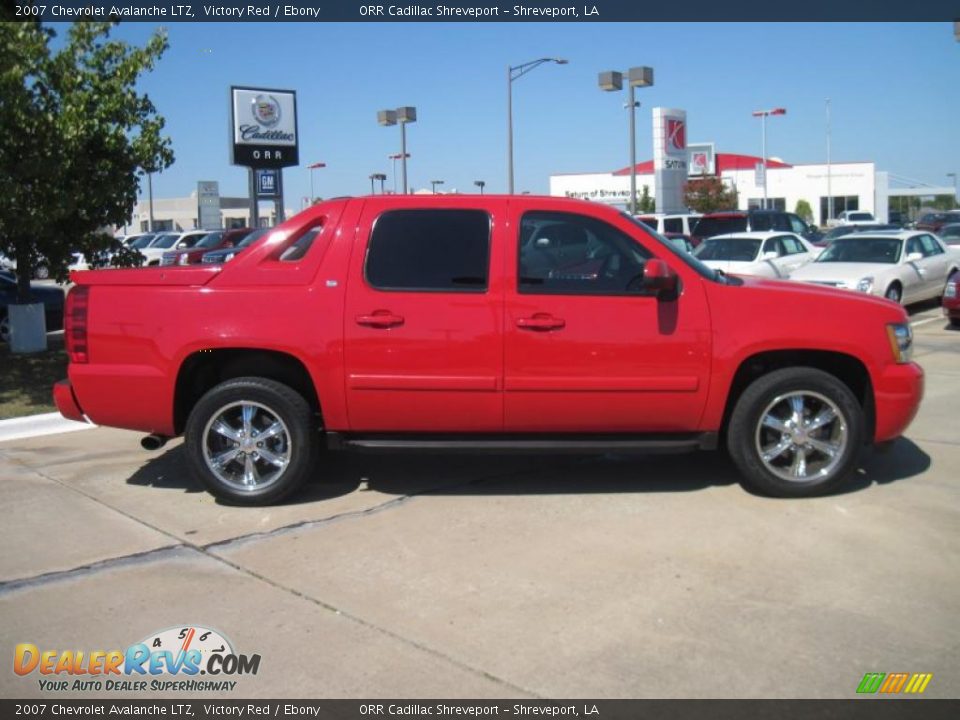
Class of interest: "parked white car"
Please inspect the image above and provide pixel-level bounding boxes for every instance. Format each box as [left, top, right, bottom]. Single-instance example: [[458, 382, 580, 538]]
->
[[790, 230, 960, 304], [137, 230, 209, 266], [636, 212, 702, 237], [692, 231, 817, 279], [836, 210, 883, 225]]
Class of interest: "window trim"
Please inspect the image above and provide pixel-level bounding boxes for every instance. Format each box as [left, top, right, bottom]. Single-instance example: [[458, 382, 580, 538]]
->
[[363, 208, 492, 294]]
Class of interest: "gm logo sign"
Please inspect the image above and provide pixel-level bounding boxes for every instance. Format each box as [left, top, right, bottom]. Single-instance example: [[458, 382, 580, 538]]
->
[[857, 672, 933, 694]]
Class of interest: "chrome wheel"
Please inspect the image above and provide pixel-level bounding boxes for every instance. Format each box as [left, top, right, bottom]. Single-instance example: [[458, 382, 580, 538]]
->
[[201, 401, 291, 492], [754, 391, 848, 483]]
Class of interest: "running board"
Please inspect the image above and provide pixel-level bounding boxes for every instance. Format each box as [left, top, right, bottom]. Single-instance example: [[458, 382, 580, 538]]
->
[[326, 432, 718, 454]]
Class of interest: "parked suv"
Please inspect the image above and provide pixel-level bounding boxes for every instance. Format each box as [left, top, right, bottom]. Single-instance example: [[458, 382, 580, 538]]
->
[[55, 196, 922, 505], [915, 211, 960, 234], [692, 210, 822, 246], [636, 213, 702, 238]]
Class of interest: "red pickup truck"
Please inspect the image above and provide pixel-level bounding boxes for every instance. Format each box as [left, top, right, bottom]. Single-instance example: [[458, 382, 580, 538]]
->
[[55, 196, 923, 505]]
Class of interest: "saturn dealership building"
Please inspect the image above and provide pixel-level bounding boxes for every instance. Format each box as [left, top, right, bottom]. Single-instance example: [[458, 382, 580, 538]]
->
[[549, 148, 954, 226]]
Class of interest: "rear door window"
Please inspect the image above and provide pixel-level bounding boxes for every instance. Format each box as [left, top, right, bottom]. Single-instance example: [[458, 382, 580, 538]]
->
[[694, 216, 747, 238], [365, 209, 490, 292], [663, 218, 683, 234]]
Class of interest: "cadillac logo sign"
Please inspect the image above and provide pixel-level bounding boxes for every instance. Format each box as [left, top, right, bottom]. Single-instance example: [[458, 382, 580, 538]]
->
[[252, 94, 281, 127], [230, 86, 299, 169]]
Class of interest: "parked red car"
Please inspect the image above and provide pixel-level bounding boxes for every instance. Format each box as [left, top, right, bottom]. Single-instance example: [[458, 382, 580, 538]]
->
[[915, 211, 960, 234], [160, 227, 251, 266], [55, 196, 922, 504], [944, 273, 960, 327]]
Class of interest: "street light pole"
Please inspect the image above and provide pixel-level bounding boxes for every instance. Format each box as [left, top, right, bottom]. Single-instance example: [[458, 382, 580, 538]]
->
[[307, 162, 326, 204], [751, 107, 786, 211], [378, 107, 417, 194], [389, 153, 409, 194], [948, 173, 958, 207], [826, 99, 832, 224], [599, 67, 654, 215], [147, 172, 154, 232], [474, 180, 485, 194], [507, 57, 568, 194], [431, 180, 444, 194]]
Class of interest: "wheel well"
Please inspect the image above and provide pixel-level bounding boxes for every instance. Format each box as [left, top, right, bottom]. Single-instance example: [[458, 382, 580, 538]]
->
[[721, 350, 875, 443], [886, 280, 902, 293], [173, 349, 321, 435]]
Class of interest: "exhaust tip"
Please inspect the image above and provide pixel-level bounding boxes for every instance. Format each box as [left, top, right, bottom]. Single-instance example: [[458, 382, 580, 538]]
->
[[141, 434, 168, 451]]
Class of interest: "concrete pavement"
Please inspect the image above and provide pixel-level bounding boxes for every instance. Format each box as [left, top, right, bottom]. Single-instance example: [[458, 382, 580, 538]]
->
[[1, 308, 957, 699]]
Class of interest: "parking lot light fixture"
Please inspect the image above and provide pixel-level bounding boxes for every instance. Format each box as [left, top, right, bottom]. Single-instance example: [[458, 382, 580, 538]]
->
[[599, 66, 654, 214], [431, 180, 445, 194], [474, 180, 485, 194], [508, 58, 567, 194], [389, 153, 410, 193], [378, 107, 417, 193], [751, 107, 787, 210], [307, 162, 326, 204]]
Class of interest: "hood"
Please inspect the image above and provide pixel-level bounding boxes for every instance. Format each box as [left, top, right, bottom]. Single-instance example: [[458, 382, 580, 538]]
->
[[733, 275, 903, 315], [789, 262, 893, 286]]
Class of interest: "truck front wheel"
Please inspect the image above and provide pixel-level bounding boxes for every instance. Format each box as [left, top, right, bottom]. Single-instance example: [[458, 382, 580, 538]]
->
[[727, 367, 864, 497], [184, 377, 317, 505]]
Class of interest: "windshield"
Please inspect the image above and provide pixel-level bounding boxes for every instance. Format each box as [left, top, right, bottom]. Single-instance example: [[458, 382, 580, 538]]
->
[[621, 213, 719, 282], [940, 226, 960, 241], [129, 234, 156, 249], [846, 212, 873, 221], [693, 216, 746, 238], [694, 237, 762, 262], [177, 233, 206, 249], [816, 237, 902, 264], [150, 233, 182, 249], [236, 228, 270, 248], [195, 231, 226, 249]]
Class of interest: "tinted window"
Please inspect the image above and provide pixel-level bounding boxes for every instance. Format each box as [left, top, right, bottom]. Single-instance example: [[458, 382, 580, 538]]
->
[[695, 238, 762, 262], [279, 228, 321, 262], [919, 234, 943, 257], [195, 231, 226, 249], [749, 215, 774, 232], [663, 218, 683, 234], [519, 211, 651, 295], [151, 233, 181, 249], [637, 217, 658, 230], [781, 236, 806, 254], [366, 210, 490, 291], [694, 216, 747, 238], [788, 215, 808, 234], [940, 226, 960, 242]]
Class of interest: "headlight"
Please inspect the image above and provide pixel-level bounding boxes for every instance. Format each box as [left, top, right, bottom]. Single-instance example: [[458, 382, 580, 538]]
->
[[178, 254, 190, 265], [856, 277, 874, 293], [947, 280, 957, 299], [886, 323, 913, 364], [224, 252, 236, 262]]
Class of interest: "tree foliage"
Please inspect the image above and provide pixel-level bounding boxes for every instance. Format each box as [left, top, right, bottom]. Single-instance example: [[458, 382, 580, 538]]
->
[[637, 185, 655, 214], [0, 21, 173, 301], [683, 177, 738, 214], [794, 199, 813, 222]]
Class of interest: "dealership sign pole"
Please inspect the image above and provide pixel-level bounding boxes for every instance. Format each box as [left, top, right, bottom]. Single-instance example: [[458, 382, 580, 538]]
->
[[230, 86, 299, 227]]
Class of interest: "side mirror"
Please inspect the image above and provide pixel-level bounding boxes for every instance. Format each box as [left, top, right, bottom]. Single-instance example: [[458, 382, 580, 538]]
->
[[762, 251, 779, 260], [906, 252, 923, 263], [643, 258, 678, 298]]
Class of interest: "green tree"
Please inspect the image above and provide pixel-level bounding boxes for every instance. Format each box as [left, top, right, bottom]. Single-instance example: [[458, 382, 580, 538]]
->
[[683, 177, 738, 213], [0, 21, 173, 305], [794, 199, 813, 222], [637, 185, 655, 213]]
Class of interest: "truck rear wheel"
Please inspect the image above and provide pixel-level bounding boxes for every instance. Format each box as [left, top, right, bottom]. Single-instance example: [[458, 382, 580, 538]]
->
[[727, 367, 863, 497], [184, 377, 317, 505]]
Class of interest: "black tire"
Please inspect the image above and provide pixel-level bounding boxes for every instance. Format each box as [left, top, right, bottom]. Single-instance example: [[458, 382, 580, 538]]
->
[[184, 377, 317, 505], [884, 283, 901, 304], [727, 367, 864, 498]]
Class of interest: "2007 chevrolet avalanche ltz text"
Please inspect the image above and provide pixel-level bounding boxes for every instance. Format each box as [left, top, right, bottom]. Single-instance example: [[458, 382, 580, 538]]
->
[[54, 196, 923, 505]]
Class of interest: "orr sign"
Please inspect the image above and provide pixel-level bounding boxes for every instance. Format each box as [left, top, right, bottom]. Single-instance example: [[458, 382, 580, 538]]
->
[[230, 86, 299, 169]]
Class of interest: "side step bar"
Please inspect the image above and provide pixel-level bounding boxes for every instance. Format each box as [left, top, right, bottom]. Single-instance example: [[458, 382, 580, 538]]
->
[[326, 432, 718, 454]]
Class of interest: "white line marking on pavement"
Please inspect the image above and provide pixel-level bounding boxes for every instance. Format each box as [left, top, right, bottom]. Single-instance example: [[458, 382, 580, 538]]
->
[[0, 412, 96, 443], [910, 316, 943, 328]]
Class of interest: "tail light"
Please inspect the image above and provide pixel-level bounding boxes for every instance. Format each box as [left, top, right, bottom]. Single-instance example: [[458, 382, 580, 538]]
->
[[65, 286, 90, 363]]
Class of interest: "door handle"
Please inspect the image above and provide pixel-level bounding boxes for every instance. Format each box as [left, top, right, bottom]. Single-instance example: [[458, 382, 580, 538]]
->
[[356, 311, 405, 328], [516, 314, 566, 331]]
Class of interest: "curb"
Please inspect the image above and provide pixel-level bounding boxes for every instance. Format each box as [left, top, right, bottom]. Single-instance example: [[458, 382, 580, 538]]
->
[[0, 412, 96, 443]]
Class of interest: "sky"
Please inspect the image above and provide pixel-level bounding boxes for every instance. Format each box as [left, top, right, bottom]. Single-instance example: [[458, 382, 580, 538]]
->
[[53, 21, 960, 208]]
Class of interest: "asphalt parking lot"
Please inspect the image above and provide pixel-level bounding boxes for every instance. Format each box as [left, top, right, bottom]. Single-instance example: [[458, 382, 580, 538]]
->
[[1, 303, 957, 699]]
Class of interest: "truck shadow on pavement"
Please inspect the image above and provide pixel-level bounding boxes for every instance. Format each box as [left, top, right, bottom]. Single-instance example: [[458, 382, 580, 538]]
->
[[125, 437, 931, 505]]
